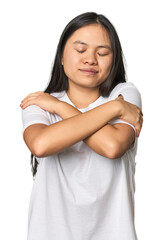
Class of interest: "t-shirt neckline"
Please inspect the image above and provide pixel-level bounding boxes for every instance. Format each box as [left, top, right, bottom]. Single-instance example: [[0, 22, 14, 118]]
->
[[64, 91, 103, 111]]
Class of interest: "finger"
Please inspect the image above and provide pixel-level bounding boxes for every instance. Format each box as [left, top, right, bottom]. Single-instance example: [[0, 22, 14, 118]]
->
[[21, 100, 35, 109], [136, 128, 140, 137], [138, 108, 143, 116], [117, 95, 124, 101], [140, 119, 143, 128], [136, 119, 143, 137], [139, 115, 143, 126], [20, 97, 37, 108], [21, 96, 37, 104], [118, 94, 124, 99], [21, 92, 43, 103], [21, 94, 36, 103], [22, 92, 41, 101]]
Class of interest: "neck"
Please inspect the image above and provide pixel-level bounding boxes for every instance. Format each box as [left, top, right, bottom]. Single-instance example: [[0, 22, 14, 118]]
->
[[66, 85, 100, 109]]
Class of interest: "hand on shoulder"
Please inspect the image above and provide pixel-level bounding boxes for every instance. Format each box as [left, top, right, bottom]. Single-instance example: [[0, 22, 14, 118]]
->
[[20, 91, 60, 114]]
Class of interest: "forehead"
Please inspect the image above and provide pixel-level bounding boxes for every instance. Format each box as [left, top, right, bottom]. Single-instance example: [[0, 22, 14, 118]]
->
[[67, 24, 111, 46]]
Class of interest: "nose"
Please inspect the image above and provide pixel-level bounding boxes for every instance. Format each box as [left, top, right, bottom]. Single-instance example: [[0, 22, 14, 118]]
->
[[83, 51, 97, 65]]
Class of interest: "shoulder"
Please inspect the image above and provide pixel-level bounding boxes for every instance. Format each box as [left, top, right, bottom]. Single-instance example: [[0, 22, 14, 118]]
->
[[22, 91, 66, 116], [50, 91, 65, 99], [109, 82, 142, 109], [110, 82, 139, 96], [22, 104, 48, 116]]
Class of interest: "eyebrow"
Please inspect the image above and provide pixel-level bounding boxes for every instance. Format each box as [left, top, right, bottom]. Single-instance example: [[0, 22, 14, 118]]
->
[[73, 40, 112, 51]]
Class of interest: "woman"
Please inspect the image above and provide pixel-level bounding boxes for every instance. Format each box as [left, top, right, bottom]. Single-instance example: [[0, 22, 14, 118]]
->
[[21, 12, 143, 240]]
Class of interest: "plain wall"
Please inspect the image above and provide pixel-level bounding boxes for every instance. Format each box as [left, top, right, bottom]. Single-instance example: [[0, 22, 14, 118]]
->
[[0, 0, 162, 239]]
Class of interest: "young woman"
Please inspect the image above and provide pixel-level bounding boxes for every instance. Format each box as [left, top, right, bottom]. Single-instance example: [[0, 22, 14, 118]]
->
[[21, 12, 143, 240]]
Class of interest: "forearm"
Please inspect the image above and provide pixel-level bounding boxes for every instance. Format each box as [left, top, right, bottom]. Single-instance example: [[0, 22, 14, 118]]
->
[[55, 101, 110, 156], [37, 101, 120, 157], [56, 101, 81, 119], [55, 101, 135, 159]]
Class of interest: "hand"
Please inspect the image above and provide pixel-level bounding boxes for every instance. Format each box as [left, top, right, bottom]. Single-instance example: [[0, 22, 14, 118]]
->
[[20, 91, 60, 114], [115, 95, 143, 137]]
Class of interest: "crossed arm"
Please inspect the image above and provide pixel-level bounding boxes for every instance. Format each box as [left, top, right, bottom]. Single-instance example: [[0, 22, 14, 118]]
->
[[52, 101, 135, 158], [21, 92, 142, 159]]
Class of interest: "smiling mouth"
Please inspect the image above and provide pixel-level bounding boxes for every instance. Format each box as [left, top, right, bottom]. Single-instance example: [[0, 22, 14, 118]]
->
[[79, 68, 99, 75]]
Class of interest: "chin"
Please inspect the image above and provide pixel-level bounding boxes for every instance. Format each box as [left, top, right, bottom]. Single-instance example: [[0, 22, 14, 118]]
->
[[69, 76, 102, 88]]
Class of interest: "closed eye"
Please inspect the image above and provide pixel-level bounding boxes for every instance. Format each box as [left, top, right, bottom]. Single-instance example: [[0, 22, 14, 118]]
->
[[98, 52, 109, 56], [76, 50, 85, 53], [75, 49, 110, 56]]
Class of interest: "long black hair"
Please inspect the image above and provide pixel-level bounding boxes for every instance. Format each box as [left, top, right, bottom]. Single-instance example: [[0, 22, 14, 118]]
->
[[31, 12, 126, 177]]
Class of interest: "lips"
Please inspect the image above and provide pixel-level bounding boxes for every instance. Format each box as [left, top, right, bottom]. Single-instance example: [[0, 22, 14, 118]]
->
[[79, 68, 99, 74]]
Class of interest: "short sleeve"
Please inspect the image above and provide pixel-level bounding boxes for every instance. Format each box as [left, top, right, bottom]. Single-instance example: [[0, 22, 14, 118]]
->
[[108, 82, 142, 132], [21, 105, 51, 134]]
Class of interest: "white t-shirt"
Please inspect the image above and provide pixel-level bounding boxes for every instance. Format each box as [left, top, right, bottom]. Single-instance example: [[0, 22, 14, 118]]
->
[[22, 82, 142, 240]]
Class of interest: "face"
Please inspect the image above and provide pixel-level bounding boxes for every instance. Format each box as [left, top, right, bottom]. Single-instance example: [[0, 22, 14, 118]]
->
[[61, 24, 113, 90]]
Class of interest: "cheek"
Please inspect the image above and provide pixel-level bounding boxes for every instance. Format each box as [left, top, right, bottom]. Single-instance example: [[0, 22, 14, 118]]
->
[[62, 49, 80, 67], [62, 51, 80, 78], [101, 59, 113, 76]]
